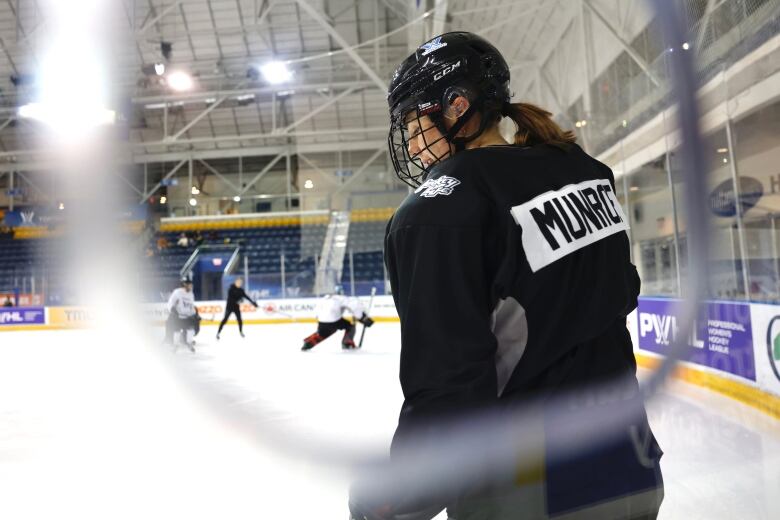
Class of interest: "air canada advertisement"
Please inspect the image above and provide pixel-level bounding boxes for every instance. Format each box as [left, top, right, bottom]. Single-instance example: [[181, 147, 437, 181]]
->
[[145, 295, 398, 323], [636, 297, 755, 381]]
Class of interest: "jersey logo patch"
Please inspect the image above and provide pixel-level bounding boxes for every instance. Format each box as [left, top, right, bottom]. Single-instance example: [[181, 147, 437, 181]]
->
[[415, 175, 461, 198], [510, 179, 629, 272], [420, 36, 447, 56]]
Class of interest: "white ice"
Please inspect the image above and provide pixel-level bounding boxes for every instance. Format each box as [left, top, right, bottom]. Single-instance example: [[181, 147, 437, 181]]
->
[[1, 322, 778, 519]]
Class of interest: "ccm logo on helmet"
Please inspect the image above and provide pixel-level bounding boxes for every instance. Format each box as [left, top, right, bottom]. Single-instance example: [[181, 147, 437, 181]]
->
[[434, 61, 461, 82], [510, 179, 630, 272]]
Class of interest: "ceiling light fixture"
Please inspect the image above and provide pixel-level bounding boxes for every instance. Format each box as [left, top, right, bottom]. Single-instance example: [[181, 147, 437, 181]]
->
[[167, 70, 193, 91], [260, 61, 293, 84]]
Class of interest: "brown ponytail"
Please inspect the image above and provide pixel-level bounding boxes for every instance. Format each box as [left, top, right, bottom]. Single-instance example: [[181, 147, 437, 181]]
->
[[502, 102, 576, 149]]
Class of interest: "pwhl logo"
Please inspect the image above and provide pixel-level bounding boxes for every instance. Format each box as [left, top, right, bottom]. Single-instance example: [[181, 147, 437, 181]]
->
[[639, 312, 704, 348], [415, 176, 461, 198], [420, 36, 447, 56], [0, 311, 23, 324], [766, 316, 780, 382]]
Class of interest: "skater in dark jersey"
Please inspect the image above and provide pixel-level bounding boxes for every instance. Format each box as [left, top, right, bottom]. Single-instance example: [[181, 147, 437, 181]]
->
[[349, 32, 663, 520], [216, 277, 257, 339]]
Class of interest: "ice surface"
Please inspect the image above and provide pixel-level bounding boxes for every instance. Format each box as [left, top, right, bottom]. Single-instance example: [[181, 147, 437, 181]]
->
[[0, 323, 778, 519]]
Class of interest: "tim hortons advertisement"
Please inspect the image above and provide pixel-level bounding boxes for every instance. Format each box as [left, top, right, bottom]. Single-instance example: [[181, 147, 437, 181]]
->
[[48, 307, 96, 328], [636, 297, 755, 382]]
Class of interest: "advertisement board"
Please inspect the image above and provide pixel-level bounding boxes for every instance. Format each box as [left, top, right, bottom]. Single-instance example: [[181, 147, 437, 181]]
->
[[145, 295, 398, 324], [747, 303, 780, 397], [636, 297, 755, 382], [48, 307, 95, 328], [0, 306, 45, 326], [0, 293, 44, 306]]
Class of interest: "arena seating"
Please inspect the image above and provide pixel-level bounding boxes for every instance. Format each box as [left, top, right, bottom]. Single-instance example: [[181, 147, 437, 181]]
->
[[149, 215, 329, 297], [0, 230, 70, 304], [341, 208, 393, 293], [0, 210, 393, 302]]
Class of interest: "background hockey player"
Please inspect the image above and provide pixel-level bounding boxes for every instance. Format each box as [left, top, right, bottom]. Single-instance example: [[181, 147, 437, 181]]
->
[[302, 287, 374, 351], [216, 277, 257, 340], [165, 276, 200, 352], [349, 32, 663, 520]]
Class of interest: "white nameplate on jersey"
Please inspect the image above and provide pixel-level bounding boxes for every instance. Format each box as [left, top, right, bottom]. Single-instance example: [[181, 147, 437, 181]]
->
[[510, 179, 629, 272], [415, 175, 461, 198]]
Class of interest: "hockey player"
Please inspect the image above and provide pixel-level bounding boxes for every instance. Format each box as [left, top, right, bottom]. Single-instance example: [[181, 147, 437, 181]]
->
[[165, 276, 200, 352], [301, 287, 374, 351], [216, 277, 257, 339], [349, 32, 663, 520]]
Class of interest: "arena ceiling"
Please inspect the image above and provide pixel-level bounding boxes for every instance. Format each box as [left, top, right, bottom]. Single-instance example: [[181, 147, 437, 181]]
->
[[0, 0, 655, 178]]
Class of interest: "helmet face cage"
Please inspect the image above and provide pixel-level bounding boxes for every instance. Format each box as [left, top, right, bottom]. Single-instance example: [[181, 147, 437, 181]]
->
[[388, 105, 453, 188], [386, 32, 512, 187]]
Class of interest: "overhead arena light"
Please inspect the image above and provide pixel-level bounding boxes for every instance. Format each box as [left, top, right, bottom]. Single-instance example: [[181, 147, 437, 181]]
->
[[22, 0, 115, 141], [233, 195, 241, 202], [259, 61, 293, 84], [304, 179, 314, 189], [189, 198, 197, 207], [167, 70, 193, 91], [18, 102, 116, 128], [191, 186, 200, 195], [160, 196, 167, 204]]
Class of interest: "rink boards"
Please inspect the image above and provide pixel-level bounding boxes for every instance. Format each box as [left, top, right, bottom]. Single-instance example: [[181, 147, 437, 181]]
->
[[628, 297, 780, 420], [0, 294, 400, 330], [1, 295, 779, 420]]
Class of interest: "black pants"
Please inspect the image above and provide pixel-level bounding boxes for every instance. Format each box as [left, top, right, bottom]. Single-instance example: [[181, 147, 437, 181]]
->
[[164, 313, 200, 343], [218, 304, 243, 333], [318, 318, 354, 339]]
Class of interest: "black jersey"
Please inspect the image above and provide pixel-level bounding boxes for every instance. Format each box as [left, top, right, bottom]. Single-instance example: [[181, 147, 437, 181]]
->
[[226, 284, 256, 309], [384, 144, 661, 516]]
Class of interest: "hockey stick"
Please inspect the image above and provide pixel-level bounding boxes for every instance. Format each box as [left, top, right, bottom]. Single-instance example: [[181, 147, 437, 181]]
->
[[358, 287, 377, 348], [261, 305, 298, 322]]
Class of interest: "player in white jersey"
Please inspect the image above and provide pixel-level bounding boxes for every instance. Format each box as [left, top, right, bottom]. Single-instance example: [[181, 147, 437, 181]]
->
[[302, 286, 374, 350], [164, 276, 200, 352]]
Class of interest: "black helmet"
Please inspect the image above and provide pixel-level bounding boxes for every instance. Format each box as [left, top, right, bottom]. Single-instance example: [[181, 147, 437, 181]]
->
[[180, 274, 193, 285], [387, 32, 510, 187]]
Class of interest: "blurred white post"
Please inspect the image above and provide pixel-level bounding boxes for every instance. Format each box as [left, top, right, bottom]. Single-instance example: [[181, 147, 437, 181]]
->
[[280, 252, 286, 298], [726, 119, 751, 299], [244, 255, 249, 292], [188, 157, 194, 216], [285, 152, 292, 210], [349, 249, 355, 296]]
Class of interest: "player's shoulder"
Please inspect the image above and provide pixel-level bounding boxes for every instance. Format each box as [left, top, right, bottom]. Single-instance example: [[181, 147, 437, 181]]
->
[[389, 155, 492, 233]]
